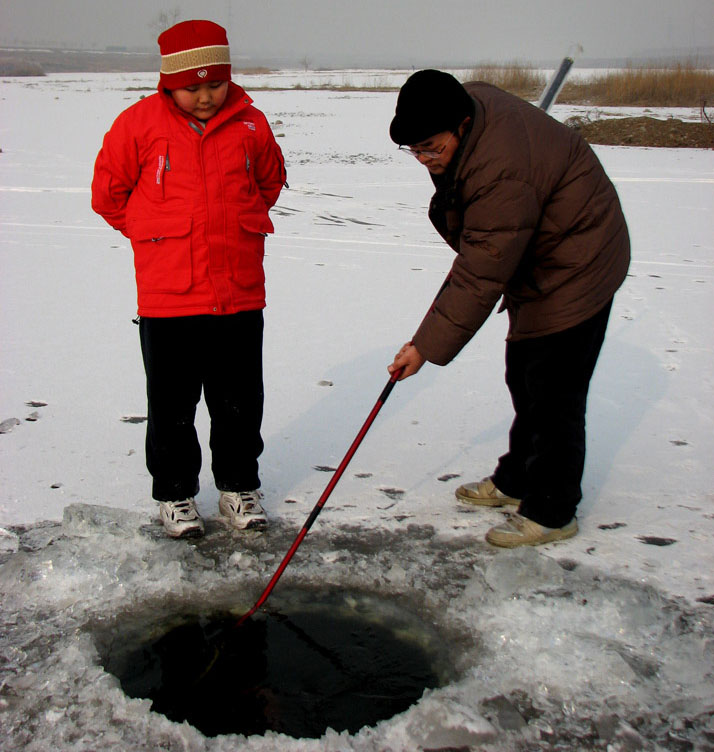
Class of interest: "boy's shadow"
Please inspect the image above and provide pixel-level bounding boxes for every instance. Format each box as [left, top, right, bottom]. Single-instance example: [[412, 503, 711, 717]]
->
[[258, 345, 436, 503]]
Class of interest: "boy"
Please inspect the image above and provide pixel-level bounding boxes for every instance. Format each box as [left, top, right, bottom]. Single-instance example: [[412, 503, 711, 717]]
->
[[92, 20, 286, 538]]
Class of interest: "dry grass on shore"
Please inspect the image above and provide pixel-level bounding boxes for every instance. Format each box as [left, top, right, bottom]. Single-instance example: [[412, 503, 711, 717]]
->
[[463, 61, 713, 109], [465, 62, 546, 101], [559, 62, 714, 107]]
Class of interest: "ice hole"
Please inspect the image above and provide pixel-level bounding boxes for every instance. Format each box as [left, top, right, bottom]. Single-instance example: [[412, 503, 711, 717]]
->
[[93, 588, 453, 739]]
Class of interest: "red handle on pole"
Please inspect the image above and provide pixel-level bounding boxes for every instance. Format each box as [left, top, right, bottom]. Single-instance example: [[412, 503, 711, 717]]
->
[[237, 369, 403, 626]]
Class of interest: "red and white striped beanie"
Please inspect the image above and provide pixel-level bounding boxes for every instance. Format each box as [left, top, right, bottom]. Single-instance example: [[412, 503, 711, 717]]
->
[[158, 20, 231, 90]]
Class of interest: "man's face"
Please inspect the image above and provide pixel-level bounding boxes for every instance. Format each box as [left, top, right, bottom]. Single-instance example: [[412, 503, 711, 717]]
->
[[170, 81, 229, 120], [408, 130, 461, 175]]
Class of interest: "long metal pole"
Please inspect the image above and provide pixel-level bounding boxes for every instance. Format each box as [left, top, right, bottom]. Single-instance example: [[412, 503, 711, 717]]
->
[[538, 55, 575, 112]]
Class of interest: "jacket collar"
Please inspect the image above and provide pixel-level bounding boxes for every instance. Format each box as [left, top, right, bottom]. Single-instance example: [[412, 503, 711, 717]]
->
[[455, 92, 485, 178], [160, 81, 254, 131]]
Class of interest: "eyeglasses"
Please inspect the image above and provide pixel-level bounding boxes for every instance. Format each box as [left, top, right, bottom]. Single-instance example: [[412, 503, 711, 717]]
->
[[398, 131, 456, 159]]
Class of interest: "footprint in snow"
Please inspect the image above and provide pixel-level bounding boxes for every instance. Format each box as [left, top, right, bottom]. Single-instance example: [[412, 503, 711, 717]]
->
[[437, 473, 461, 482], [344, 217, 384, 227], [0, 418, 21, 434], [315, 214, 345, 225], [121, 415, 148, 424], [379, 487, 405, 500], [637, 536, 677, 546], [313, 465, 337, 473], [598, 522, 627, 530]]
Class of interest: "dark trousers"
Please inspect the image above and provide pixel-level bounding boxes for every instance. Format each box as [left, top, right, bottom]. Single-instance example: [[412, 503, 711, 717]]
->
[[491, 300, 612, 528], [139, 311, 264, 501]]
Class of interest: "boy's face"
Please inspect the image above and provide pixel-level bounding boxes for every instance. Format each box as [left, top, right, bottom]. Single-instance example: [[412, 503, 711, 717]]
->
[[170, 81, 229, 120]]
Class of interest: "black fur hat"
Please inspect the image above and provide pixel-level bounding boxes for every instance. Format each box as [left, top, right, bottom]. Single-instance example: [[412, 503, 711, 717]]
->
[[389, 69, 474, 145]]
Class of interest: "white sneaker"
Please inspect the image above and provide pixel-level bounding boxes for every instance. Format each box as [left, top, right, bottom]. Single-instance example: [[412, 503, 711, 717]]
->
[[218, 490, 268, 530], [158, 498, 205, 538]]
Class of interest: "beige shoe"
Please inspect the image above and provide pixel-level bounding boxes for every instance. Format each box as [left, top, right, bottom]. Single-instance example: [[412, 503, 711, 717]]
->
[[455, 476, 520, 507], [486, 513, 578, 548]]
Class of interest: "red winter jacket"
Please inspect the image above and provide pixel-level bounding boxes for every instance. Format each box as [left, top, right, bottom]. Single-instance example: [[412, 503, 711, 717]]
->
[[91, 83, 286, 317]]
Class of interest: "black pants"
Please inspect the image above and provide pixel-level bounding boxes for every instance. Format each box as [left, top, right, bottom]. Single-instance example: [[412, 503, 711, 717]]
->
[[491, 300, 612, 528], [139, 311, 264, 501]]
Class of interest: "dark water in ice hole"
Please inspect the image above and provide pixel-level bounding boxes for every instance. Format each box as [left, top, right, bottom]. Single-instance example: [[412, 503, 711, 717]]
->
[[99, 605, 444, 739]]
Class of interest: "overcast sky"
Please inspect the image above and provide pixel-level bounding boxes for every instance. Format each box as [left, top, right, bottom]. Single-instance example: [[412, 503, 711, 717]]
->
[[1, 0, 712, 66]]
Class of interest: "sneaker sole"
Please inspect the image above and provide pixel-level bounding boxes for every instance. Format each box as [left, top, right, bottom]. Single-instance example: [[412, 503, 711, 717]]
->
[[164, 524, 205, 539], [219, 517, 268, 531], [244, 518, 268, 530], [486, 521, 578, 548]]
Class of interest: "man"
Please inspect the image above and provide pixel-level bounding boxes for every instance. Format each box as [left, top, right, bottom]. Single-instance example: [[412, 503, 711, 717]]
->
[[388, 70, 630, 547]]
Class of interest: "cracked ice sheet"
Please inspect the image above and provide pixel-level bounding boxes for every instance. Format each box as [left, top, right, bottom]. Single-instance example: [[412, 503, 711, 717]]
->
[[0, 72, 713, 749], [1, 505, 713, 750]]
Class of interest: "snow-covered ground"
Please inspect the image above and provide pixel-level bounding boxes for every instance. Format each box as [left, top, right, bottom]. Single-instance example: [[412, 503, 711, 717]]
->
[[1, 71, 713, 750]]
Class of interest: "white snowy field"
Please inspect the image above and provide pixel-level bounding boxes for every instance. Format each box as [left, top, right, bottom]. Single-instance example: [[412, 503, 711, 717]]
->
[[1, 71, 713, 750]]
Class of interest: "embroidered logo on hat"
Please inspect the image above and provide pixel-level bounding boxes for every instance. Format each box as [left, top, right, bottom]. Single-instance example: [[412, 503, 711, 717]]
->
[[198, 69, 208, 78]]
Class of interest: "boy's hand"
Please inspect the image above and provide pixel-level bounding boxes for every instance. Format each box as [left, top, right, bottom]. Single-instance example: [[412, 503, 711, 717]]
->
[[388, 342, 426, 380]]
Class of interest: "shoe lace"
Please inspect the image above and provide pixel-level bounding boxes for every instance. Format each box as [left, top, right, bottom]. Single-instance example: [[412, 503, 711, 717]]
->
[[169, 499, 198, 519], [236, 491, 263, 514], [503, 512, 527, 531]]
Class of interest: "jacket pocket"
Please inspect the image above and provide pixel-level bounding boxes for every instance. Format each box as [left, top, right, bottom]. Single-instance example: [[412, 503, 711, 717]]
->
[[226, 212, 273, 289], [128, 216, 192, 294], [237, 212, 274, 236]]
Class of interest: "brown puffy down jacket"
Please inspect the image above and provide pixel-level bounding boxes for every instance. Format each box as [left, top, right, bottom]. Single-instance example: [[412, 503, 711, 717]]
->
[[412, 82, 630, 366]]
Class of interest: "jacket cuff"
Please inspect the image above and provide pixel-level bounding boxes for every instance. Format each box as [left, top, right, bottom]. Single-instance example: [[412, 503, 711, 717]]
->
[[412, 311, 474, 366]]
